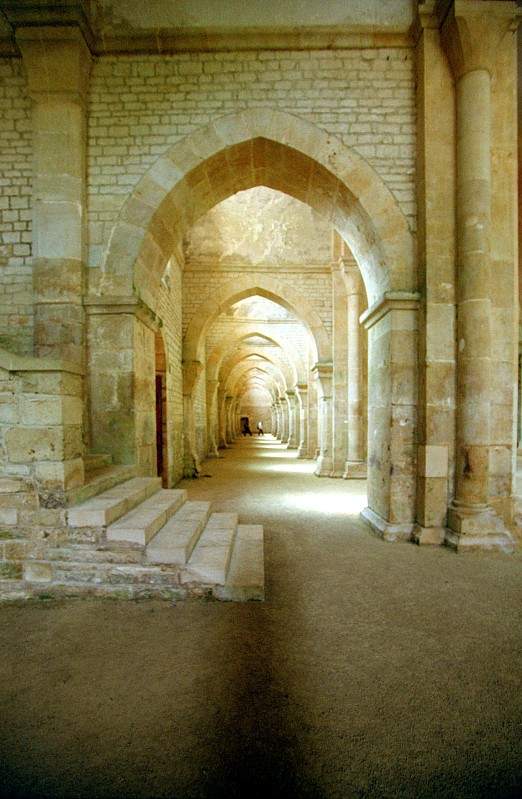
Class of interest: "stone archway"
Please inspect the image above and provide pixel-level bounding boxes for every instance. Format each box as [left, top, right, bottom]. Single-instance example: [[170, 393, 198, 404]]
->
[[100, 109, 415, 308], [183, 275, 330, 366], [95, 109, 418, 537]]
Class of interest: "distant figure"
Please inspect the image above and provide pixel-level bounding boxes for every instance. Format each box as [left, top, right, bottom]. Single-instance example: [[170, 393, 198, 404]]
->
[[242, 419, 253, 436], [257, 421, 264, 436]]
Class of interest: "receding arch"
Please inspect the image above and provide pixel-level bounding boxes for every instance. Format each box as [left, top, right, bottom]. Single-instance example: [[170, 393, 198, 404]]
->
[[207, 329, 307, 385], [183, 276, 330, 364], [219, 350, 292, 394], [100, 109, 415, 307]]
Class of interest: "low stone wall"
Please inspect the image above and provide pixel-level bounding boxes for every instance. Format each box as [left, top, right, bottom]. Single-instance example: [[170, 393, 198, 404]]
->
[[0, 348, 84, 535]]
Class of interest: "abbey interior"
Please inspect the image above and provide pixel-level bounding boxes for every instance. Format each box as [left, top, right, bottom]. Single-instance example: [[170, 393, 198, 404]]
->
[[0, 1, 521, 797]]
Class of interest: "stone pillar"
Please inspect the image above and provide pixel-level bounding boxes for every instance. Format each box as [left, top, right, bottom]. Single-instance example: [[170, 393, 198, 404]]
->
[[313, 364, 334, 477], [86, 298, 158, 474], [360, 295, 419, 540], [286, 390, 299, 449], [271, 403, 277, 438], [440, 0, 516, 551], [280, 397, 289, 443], [295, 384, 309, 458], [341, 260, 367, 479], [217, 388, 228, 448], [275, 399, 283, 440], [183, 360, 204, 477], [206, 379, 220, 458], [224, 396, 234, 443], [17, 27, 91, 365], [308, 370, 319, 459], [412, 6, 457, 545], [331, 262, 349, 476], [233, 399, 241, 438]]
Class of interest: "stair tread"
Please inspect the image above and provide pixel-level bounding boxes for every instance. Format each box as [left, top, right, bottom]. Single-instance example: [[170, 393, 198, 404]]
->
[[106, 489, 187, 545], [68, 477, 161, 527], [226, 525, 264, 588], [186, 512, 238, 584], [147, 501, 211, 565]]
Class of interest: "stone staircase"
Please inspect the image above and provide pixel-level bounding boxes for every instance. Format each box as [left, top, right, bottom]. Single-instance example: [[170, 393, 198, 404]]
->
[[0, 475, 264, 603]]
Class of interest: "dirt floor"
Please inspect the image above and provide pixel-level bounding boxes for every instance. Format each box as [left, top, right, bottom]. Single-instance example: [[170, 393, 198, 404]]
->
[[1, 437, 521, 799]]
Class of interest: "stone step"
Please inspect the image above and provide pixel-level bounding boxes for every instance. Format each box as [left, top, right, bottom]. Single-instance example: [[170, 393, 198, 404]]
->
[[23, 559, 181, 588], [184, 512, 238, 585], [216, 525, 265, 602], [44, 543, 144, 565], [146, 501, 212, 565], [106, 489, 187, 546], [67, 477, 162, 528], [0, 578, 185, 603], [65, 465, 138, 507], [84, 453, 113, 471]]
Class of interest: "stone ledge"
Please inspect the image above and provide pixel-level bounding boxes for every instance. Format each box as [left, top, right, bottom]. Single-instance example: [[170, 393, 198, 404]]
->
[[0, 347, 84, 376], [360, 291, 420, 331]]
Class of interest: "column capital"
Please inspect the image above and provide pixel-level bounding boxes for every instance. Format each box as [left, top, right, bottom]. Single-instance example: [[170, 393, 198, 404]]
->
[[339, 259, 363, 296], [16, 25, 91, 104], [437, 0, 520, 79], [360, 292, 420, 331]]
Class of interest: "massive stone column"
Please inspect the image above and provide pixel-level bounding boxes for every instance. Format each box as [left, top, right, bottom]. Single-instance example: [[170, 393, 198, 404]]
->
[[308, 370, 319, 459], [206, 378, 220, 458], [360, 295, 419, 540], [183, 360, 203, 477], [341, 259, 367, 479], [271, 403, 278, 438], [331, 262, 349, 476], [295, 384, 309, 458], [86, 298, 159, 477], [440, 0, 516, 551], [286, 390, 299, 449], [412, 4, 457, 546], [314, 364, 334, 477], [224, 396, 234, 443], [280, 397, 289, 443], [217, 388, 228, 448], [17, 27, 91, 365]]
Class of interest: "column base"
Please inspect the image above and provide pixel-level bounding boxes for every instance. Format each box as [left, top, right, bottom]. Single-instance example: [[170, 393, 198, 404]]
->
[[412, 525, 445, 546], [297, 444, 308, 458], [360, 506, 414, 543], [314, 455, 333, 477], [330, 469, 344, 478], [445, 505, 514, 553], [342, 460, 367, 479], [206, 449, 221, 459], [286, 440, 298, 450]]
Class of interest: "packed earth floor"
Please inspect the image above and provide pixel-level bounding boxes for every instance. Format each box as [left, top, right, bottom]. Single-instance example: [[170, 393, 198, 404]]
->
[[1, 436, 521, 799]]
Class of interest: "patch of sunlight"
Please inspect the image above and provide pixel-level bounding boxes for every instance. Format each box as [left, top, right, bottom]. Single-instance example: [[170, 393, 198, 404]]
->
[[282, 490, 367, 515], [257, 462, 316, 474]]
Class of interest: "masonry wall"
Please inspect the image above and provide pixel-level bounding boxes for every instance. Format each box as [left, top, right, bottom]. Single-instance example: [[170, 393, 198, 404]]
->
[[0, 59, 33, 356], [87, 47, 417, 273], [183, 267, 333, 341]]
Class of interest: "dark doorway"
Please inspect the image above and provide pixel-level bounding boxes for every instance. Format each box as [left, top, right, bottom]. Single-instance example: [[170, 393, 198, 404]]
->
[[155, 332, 168, 485], [155, 374, 164, 480]]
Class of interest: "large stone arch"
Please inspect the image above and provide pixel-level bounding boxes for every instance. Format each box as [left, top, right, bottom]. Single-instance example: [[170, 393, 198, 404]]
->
[[100, 109, 415, 307], [183, 275, 330, 365]]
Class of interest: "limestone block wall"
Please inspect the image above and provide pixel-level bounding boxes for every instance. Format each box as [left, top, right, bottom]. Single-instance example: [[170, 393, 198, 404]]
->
[[182, 267, 333, 341], [87, 47, 417, 271], [0, 59, 33, 356], [0, 350, 83, 532]]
